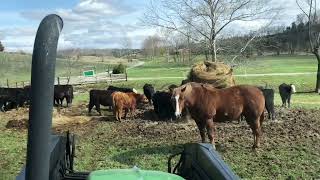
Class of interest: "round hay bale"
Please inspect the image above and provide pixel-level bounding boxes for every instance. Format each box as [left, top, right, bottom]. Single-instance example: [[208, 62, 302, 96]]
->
[[188, 61, 235, 88]]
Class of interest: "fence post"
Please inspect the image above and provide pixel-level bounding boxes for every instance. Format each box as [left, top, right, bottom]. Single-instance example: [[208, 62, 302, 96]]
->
[[57, 77, 60, 85], [125, 72, 128, 81], [22, 81, 25, 87], [7, 79, 9, 88], [16, 82, 18, 88], [110, 73, 112, 83]]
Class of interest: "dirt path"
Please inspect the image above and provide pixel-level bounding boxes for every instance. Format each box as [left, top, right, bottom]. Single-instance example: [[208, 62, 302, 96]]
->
[[127, 59, 145, 69]]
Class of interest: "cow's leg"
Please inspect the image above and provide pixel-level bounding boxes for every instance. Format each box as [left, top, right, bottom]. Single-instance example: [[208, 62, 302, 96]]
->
[[270, 104, 275, 120], [280, 95, 286, 107], [130, 107, 135, 120], [195, 119, 206, 143], [66, 96, 71, 107], [113, 108, 118, 121], [206, 119, 215, 147], [88, 101, 94, 114], [249, 117, 262, 149], [124, 109, 128, 119], [118, 108, 122, 122], [287, 95, 291, 108], [96, 104, 102, 116], [58, 98, 63, 107]]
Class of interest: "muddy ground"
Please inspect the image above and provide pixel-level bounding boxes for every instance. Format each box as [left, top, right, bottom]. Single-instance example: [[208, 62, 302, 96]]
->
[[2, 103, 320, 179]]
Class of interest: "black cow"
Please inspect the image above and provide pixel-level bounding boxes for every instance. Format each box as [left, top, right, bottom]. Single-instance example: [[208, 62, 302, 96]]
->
[[152, 91, 175, 120], [279, 83, 296, 108], [0, 88, 29, 111], [143, 84, 155, 105], [107, 86, 137, 93], [258, 87, 275, 120], [0, 95, 9, 112], [88, 90, 115, 115], [54, 85, 74, 107]]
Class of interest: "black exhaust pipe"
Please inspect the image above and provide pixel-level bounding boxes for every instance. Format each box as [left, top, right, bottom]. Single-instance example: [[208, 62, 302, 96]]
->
[[25, 14, 63, 180]]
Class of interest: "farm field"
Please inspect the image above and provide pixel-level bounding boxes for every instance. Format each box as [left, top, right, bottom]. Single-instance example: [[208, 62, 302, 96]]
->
[[1, 55, 320, 179], [0, 52, 132, 84]]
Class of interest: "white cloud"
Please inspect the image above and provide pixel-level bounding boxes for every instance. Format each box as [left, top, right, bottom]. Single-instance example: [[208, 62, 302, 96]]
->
[[0, 0, 144, 52]]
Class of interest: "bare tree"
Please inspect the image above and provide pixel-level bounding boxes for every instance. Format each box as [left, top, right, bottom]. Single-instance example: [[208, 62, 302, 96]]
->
[[65, 49, 80, 84], [297, 0, 320, 92], [143, 0, 280, 62], [120, 30, 133, 62], [141, 35, 163, 59]]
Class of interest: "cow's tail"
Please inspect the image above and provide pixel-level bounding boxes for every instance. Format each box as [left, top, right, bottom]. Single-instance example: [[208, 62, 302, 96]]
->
[[259, 109, 265, 128], [88, 91, 93, 108], [112, 93, 117, 109]]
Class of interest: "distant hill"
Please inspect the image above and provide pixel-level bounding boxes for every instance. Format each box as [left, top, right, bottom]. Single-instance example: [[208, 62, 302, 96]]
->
[[57, 48, 142, 58]]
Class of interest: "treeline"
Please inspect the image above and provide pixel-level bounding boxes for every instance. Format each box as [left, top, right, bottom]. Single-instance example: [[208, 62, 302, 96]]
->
[[220, 21, 310, 57], [57, 48, 141, 59], [141, 17, 313, 61]]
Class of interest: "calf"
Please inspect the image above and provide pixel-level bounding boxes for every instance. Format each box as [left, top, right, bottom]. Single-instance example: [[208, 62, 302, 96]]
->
[[152, 91, 176, 120], [54, 85, 74, 107], [279, 83, 296, 108], [107, 85, 137, 93], [112, 92, 147, 121], [143, 83, 155, 105], [258, 87, 275, 120], [88, 90, 115, 115]]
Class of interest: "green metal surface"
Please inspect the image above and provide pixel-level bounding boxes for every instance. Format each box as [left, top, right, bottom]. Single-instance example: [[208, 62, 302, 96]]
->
[[88, 168, 184, 180]]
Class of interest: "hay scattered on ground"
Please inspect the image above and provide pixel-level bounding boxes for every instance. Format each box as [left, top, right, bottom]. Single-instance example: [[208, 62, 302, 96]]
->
[[5, 105, 91, 130]]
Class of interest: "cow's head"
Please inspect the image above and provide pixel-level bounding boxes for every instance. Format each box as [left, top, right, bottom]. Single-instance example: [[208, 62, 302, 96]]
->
[[290, 84, 296, 93], [137, 94, 148, 104], [171, 83, 192, 118]]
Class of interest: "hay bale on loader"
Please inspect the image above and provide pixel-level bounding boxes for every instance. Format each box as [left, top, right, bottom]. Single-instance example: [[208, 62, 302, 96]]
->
[[187, 61, 235, 88]]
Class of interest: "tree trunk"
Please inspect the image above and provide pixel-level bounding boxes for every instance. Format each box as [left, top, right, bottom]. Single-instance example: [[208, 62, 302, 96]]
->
[[314, 51, 320, 93], [210, 39, 217, 62], [317, 61, 320, 93], [205, 50, 208, 61], [213, 38, 217, 61]]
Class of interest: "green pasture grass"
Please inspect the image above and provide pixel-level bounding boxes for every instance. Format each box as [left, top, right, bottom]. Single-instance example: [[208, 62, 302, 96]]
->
[[0, 52, 127, 83], [0, 117, 27, 179], [132, 55, 318, 78]]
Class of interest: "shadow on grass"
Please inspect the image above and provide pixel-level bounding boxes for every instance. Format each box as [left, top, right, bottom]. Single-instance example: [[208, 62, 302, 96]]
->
[[295, 91, 317, 94], [111, 143, 184, 166]]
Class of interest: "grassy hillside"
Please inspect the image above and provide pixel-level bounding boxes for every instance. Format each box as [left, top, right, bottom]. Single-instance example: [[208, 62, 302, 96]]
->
[[0, 52, 131, 85]]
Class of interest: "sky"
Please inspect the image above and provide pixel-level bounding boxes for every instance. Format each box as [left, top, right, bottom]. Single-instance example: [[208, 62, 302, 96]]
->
[[0, 0, 302, 52]]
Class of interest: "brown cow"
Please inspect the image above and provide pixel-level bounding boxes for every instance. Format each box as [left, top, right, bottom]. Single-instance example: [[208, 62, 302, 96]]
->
[[172, 82, 265, 149], [112, 92, 147, 121]]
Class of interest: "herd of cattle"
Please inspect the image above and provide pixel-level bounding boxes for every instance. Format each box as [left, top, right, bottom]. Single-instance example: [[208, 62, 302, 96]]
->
[[0, 81, 296, 123], [0, 81, 297, 148]]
